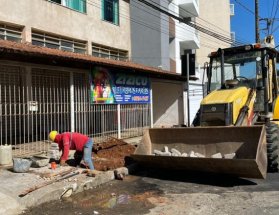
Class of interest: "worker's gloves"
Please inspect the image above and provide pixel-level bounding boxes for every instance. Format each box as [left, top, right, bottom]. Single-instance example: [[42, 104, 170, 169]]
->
[[60, 160, 68, 167]]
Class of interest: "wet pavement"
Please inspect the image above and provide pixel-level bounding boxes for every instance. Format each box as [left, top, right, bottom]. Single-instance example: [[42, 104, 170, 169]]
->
[[25, 169, 279, 215]]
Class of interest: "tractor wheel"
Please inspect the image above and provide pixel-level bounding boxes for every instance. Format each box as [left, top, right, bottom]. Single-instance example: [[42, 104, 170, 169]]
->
[[266, 123, 279, 172]]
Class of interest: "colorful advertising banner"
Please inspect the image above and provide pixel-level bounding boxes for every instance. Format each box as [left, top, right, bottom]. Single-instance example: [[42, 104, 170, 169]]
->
[[90, 67, 150, 104]]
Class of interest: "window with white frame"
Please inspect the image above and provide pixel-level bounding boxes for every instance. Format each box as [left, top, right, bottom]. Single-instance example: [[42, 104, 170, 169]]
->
[[92, 43, 128, 61], [32, 31, 87, 54], [0, 24, 22, 43]]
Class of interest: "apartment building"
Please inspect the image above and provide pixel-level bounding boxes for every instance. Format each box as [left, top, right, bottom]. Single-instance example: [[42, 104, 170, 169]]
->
[[190, 0, 235, 124], [0, 0, 131, 59], [0, 0, 191, 156], [130, 0, 200, 74], [169, 0, 200, 74]]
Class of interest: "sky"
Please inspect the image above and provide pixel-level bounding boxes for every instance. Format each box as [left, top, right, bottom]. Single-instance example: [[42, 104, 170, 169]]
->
[[230, 0, 279, 45]]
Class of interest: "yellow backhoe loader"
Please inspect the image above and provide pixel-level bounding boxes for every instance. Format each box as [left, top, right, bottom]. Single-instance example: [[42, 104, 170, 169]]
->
[[132, 36, 279, 179]]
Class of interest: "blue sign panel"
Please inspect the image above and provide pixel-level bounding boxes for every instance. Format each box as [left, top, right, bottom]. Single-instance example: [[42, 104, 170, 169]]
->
[[91, 67, 150, 104]]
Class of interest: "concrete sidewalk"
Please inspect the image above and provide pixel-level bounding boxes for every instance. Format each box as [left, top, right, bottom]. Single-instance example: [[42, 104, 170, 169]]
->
[[0, 164, 138, 215]]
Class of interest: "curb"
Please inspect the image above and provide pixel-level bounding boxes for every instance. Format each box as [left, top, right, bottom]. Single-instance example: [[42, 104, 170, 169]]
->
[[15, 163, 140, 213]]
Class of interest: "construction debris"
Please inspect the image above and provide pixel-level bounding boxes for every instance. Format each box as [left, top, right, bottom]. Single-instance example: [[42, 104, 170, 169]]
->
[[189, 151, 197, 158], [154, 150, 163, 156], [195, 152, 205, 158], [163, 146, 169, 153], [224, 153, 237, 159], [211, 153, 223, 158], [21, 171, 79, 196], [47, 143, 60, 160], [171, 148, 181, 156], [153, 146, 236, 159], [44, 167, 76, 178], [92, 137, 136, 171]]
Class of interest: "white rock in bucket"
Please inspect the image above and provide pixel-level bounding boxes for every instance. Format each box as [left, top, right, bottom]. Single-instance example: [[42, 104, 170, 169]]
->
[[171, 148, 181, 156], [161, 152, 171, 156], [163, 146, 169, 153], [189, 151, 197, 157], [211, 153, 222, 158], [224, 153, 236, 159], [195, 152, 205, 158], [181, 153, 188, 157], [154, 150, 163, 156]]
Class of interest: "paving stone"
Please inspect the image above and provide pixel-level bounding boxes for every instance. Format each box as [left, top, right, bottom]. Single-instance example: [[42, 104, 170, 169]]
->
[[224, 153, 236, 159], [195, 152, 205, 158], [154, 150, 163, 155], [164, 146, 169, 153], [171, 148, 181, 156], [161, 152, 171, 156], [189, 151, 197, 157], [211, 153, 222, 158]]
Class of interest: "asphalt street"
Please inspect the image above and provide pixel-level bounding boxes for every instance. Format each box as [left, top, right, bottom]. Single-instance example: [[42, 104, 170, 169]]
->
[[25, 168, 279, 215]]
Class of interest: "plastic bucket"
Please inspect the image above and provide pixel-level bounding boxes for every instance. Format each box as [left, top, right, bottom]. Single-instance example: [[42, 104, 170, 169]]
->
[[13, 158, 32, 173], [0, 145, 12, 166]]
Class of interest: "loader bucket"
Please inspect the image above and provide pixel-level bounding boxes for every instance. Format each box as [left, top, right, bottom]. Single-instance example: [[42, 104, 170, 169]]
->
[[131, 126, 267, 179]]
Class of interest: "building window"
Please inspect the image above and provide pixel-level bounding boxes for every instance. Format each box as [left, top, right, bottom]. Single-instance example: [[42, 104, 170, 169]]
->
[[92, 43, 128, 61], [102, 0, 119, 25], [230, 32, 235, 44], [230, 4, 235, 17], [0, 24, 22, 43], [32, 31, 87, 54], [49, 0, 86, 13]]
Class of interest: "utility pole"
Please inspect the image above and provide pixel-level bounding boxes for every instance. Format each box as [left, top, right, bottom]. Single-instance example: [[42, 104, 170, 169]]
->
[[255, 0, 260, 43]]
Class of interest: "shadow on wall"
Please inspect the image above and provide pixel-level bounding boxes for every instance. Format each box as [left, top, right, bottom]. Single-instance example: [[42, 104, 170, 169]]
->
[[152, 81, 184, 127]]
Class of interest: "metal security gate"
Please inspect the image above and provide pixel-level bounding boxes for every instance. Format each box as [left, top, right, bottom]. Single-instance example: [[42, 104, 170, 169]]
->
[[1, 65, 151, 156], [31, 69, 71, 142], [0, 65, 24, 146], [0, 65, 71, 156]]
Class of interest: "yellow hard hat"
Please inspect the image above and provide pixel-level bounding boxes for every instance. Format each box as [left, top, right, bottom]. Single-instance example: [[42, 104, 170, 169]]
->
[[49, 131, 58, 142]]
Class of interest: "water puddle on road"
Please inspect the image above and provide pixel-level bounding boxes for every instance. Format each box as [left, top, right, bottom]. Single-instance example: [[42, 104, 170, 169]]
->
[[61, 175, 163, 215]]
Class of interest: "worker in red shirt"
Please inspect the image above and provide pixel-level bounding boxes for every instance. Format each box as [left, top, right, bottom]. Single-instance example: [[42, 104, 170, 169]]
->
[[49, 131, 94, 170]]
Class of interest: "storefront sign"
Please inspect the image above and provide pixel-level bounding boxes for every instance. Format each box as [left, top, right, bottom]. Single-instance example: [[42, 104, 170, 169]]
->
[[90, 67, 150, 104]]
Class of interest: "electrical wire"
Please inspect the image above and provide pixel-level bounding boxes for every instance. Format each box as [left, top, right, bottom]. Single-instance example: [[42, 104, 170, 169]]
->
[[159, 0, 251, 44], [141, 0, 245, 46], [270, 0, 279, 33], [85, 0, 232, 51], [234, 0, 262, 19]]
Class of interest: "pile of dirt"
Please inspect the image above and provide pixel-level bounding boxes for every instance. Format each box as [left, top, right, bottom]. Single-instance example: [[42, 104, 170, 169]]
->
[[92, 138, 136, 171]]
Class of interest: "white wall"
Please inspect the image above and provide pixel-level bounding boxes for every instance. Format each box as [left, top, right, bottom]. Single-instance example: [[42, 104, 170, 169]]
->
[[0, 0, 131, 55], [152, 80, 184, 127]]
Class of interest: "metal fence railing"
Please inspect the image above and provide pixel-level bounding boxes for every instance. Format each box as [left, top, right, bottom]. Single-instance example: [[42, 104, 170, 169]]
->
[[0, 67, 151, 156]]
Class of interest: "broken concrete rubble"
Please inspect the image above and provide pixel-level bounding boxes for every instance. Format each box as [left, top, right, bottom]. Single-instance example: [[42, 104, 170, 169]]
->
[[170, 148, 181, 156], [224, 153, 237, 159], [211, 153, 223, 158], [161, 152, 171, 156], [154, 150, 163, 155], [163, 146, 169, 153], [195, 152, 205, 158], [189, 151, 197, 157]]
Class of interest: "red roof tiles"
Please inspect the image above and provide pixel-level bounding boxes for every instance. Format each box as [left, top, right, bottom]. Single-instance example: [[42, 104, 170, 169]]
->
[[0, 39, 197, 81]]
